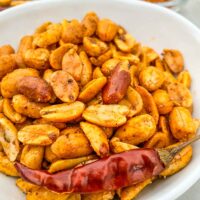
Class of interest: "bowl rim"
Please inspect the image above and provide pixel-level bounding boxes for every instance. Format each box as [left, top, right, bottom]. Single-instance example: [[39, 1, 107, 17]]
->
[[0, 0, 200, 199]]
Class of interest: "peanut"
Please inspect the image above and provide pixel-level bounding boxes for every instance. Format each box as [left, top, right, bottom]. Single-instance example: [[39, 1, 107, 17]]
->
[[80, 122, 109, 157], [0, 114, 19, 161], [40, 101, 85, 123], [97, 19, 118, 42], [50, 70, 79, 103], [3, 98, 26, 123], [12, 94, 47, 118], [115, 114, 156, 145], [18, 124, 60, 146], [17, 76, 53, 103], [78, 77, 107, 102], [83, 104, 129, 127]]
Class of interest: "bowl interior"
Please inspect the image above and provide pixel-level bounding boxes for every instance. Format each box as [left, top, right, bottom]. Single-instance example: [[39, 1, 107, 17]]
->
[[0, 0, 200, 200]]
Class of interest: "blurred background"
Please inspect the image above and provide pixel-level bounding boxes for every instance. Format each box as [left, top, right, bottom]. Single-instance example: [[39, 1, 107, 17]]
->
[[1, 0, 200, 27]]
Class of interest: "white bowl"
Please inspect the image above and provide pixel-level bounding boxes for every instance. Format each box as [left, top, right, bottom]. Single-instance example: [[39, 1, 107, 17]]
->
[[0, 0, 200, 200]]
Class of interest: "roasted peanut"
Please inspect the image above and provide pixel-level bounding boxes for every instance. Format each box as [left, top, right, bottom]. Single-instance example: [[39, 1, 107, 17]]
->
[[102, 60, 131, 104], [126, 86, 143, 116], [62, 48, 83, 81], [0, 153, 19, 176], [163, 49, 184, 73], [114, 33, 136, 53], [33, 23, 62, 47], [136, 86, 159, 124], [43, 69, 53, 84], [142, 47, 159, 64], [82, 12, 99, 37], [93, 67, 104, 79], [144, 132, 169, 148], [119, 98, 135, 118], [1, 68, 39, 98], [73, 52, 90, 87], [48, 155, 96, 173], [10, 1, 28, 7], [115, 114, 156, 145], [177, 70, 191, 89], [18, 124, 59, 146], [51, 126, 93, 159], [152, 89, 173, 114], [0, 114, 19, 161], [26, 187, 71, 200], [0, 54, 16, 80], [155, 58, 165, 71], [113, 50, 139, 64], [82, 191, 115, 200], [33, 118, 66, 130], [0, 45, 14, 56], [24, 48, 50, 70], [110, 137, 138, 154], [167, 82, 193, 109], [3, 98, 26, 123], [42, 70, 57, 103], [17, 76, 53, 103], [129, 65, 139, 87], [110, 43, 139, 64], [169, 107, 195, 141], [81, 122, 109, 157], [45, 146, 58, 163], [61, 19, 83, 44], [16, 35, 33, 68], [17, 35, 33, 54], [139, 67, 165, 92], [49, 43, 77, 69], [16, 178, 40, 194], [0, 97, 3, 113], [102, 127, 113, 139], [120, 179, 152, 200], [78, 77, 107, 102], [158, 116, 173, 145], [41, 101, 85, 123], [50, 70, 79, 103], [160, 144, 192, 177], [90, 50, 112, 67], [83, 37, 108, 57], [83, 104, 129, 127], [12, 94, 47, 118], [101, 58, 120, 76], [35, 21, 52, 34], [20, 145, 44, 169], [97, 19, 118, 42]]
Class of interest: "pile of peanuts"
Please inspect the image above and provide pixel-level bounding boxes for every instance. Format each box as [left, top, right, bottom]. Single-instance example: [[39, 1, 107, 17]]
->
[[0, 12, 199, 200]]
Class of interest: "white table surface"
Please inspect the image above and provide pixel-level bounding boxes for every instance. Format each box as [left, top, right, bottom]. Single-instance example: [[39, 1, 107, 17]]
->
[[177, 0, 200, 199]]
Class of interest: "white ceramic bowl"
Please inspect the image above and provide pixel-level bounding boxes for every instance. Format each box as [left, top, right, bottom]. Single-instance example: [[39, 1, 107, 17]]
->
[[0, 0, 200, 199]]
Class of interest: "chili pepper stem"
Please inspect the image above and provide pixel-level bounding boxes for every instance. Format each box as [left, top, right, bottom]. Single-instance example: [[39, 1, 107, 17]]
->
[[157, 134, 200, 166]]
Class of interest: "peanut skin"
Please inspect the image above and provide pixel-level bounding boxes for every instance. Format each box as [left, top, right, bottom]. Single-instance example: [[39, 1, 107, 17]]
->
[[17, 76, 53, 103], [102, 61, 131, 104]]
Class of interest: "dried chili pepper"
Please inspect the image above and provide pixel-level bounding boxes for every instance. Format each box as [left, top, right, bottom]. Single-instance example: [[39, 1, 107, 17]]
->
[[15, 135, 200, 194]]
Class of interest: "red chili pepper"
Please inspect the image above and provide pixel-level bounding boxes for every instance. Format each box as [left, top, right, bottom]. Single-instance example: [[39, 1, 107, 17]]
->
[[15, 149, 164, 193], [102, 62, 131, 104]]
